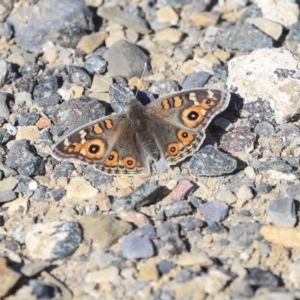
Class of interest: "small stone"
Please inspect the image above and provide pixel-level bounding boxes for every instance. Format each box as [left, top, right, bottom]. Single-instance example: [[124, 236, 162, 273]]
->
[[85, 266, 119, 284], [176, 252, 213, 267], [0, 257, 22, 298], [3, 197, 29, 214], [79, 214, 132, 249], [158, 200, 193, 219], [267, 197, 296, 227], [188, 195, 204, 208], [156, 221, 179, 238], [25, 221, 82, 260], [17, 112, 40, 126], [220, 126, 256, 154], [174, 48, 193, 62], [68, 65, 91, 88], [245, 17, 283, 40], [36, 117, 51, 129], [157, 6, 179, 25], [0, 177, 19, 191], [84, 55, 107, 75], [112, 180, 159, 213], [51, 189, 66, 201], [138, 258, 159, 281], [230, 223, 263, 248], [122, 234, 154, 259], [118, 210, 151, 227], [259, 157, 293, 174], [181, 71, 210, 90], [175, 268, 194, 283], [0, 93, 10, 120], [189, 145, 238, 176], [254, 121, 275, 136], [97, 6, 150, 35], [285, 184, 300, 201], [289, 21, 300, 42], [156, 28, 183, 44], [16, 126, 40, 144], [216, 23, 272, 51], [246, 267, 279, 288], [236, 185, 254, 201], [189, 11, 219, 27], [66, 177, 98, 199], [203, 269, 232, 295], [215, 190, 237, 204], [171, 179, 194, 201], [21, 261, 52, 277], [52, 162, 74, 179], [261, 225, 300, 249], [77, 31, 106, 54], [0, 190, 17, 203], [199, 201, 229, 225], [30, 280, 57, 298], [157, 260, 176, 275], [133, 225, 156, 239], [103, 40, 151, 80], [179, 217, 205, 231]]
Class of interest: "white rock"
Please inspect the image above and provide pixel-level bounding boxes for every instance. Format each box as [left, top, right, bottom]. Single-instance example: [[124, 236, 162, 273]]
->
[[227, 48, 300, 123], [254, 0, 299, 27]]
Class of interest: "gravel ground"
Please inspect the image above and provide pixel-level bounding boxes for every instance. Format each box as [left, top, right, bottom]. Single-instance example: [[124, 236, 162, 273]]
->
[[1, 0, 300, 299]]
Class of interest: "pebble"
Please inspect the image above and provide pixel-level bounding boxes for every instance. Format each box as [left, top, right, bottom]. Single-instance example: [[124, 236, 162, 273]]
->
[[137, 258, 159, 281], [112, 180, 159, 213], [171, 179, 194, 201], [68, 65, 91, 88], [155, 28, 184, 44], [215, 190, 237, 204], [220, 126, 256, 154], [157, 260, 176, 275], [157, 6, 179, 25], [66, 177, 98, 199], [216, 23, 272, 51], [181, 71, 210, 89], [157, 200, 193, 219], [122, 234, 154, 259], [245, 17, 283, 40], [156, 221, 180, 238], [0, 177, 19, 191], [179, 217, 205, 231], [0, 190, 17, 203], [79, 214, 132, 249], [254, 121, 275, 136], [21, 261, 52, 277], [77, 31, 107, 54], [0, 92, 10, 120], [267, 197, 296, 227], [97, 6, 150, 35], [230, 223, 263, 248], [189, 145, 238, 176], [118, 210, 151, 227], [236, 185, 254, 201], [16, 126, 40, 143], [81, 165, 113, 187], [0, 257, 22, 298], [284, 184, 300, 201], [199, 201, 229, 225], [189, 11, 219, 27], [85, 266, 119, 284], [103, 40, 151, 79], [289, 21, 300, 42], [176, 252, 213, 267], [25, 221, 82, 260], [84, 55, 107, 75], [7, 0, 94, 52]]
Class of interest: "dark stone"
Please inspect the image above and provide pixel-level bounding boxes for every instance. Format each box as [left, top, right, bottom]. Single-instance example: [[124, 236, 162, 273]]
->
[[157, 260, 176, 275], [7, 0, 94, 52], [19, 157, 45, 176], [157, 201, 193, 220], [17, 112, 40, 126], [188, 195, 204, 209], [0, 92, 10, 120], [84, 55, 107, 75], [189, 145, 238, 176], [81, 165, 113, 187], [112, 180, 160, 213], [148, 79, 180, 97], [19, 61, 40, 77], [199, 201, 229, 225], [258, 157, 293, 174], [52, 161, 75, 179], [179, 217, 205, 231], [246, 268, 280, 288], [156, 221, 180, 238], [205, 222, 228, 234], [30, 280, 56, 298], [51, 189, 66, 201], [68, 65, 91, 88], [109, 83, 135, 114], [181, 72, 210, 90], [216, 23, 272, 51]]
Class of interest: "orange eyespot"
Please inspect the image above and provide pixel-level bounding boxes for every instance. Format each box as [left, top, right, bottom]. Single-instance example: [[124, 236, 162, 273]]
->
[[177, 130, 195, 144], [165, 142, 182, 157], [80, 139, 106, 159]]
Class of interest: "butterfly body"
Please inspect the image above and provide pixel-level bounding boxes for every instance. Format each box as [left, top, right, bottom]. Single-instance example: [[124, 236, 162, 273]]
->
[[52, 88, 231, 175]]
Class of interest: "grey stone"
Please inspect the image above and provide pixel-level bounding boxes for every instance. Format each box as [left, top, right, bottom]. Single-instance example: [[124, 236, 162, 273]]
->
[[84, 55, 107, 75], [157, 200, 193, 220], [246, 267, 280, 288], [52, 162, 74, 179], [157, 260, 176, 275], [179, 217, 205, 231], [199, 201, 229, 225], [156, 221, 180, 238], [53, 96, 105, 129], [267, 197, 296, 227], [148, 79, 180, 97], [181, 72, 210, 90], [17, 112, 40, 126], [19, 157, 44, 176], [216, 23, 272, 51], [109, 83, 135, 114], [289, 21, 300, 42], [19, 61, 40, 77], [0, 22, 13, 39], [254, 121, 275, 136], [175, 268, 194, 283], [0, 190, 17, 203], [122, 234, 154, 259], [259, 157, 293, 174], [8, 0, 94, 52], [0, 92, 10, 120], [112, 181, 160, 213], [279, 123, 299, 135], [229, 223, 263, 248], [132, 225, 156, 239], [189, 145, 238, 176], [285, 184, 300, 201], [103, 40, 151, 79], [68, 65, 91, 88], [81, 165, 113, 187]]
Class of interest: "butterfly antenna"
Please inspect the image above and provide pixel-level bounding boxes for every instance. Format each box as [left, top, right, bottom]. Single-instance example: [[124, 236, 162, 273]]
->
[[99, 76, 131, 100], [135, 62, 148, 97]]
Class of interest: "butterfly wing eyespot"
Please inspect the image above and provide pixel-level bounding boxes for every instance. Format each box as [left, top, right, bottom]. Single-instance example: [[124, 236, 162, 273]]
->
[[105, 150, 119, 167], [177, 130, 195, 144], [121, 156, 137, 169], [165, 142, 182, 157]]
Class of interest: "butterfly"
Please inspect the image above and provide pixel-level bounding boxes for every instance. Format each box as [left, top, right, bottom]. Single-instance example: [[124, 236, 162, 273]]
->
[[52, 88, 231, 175]]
